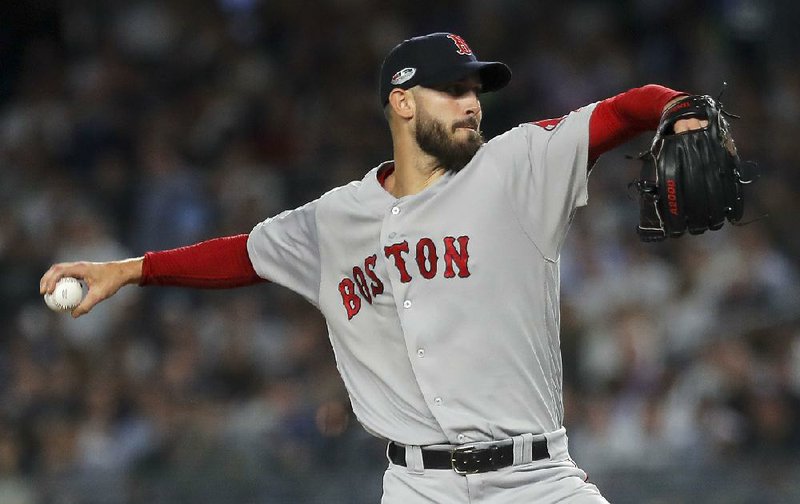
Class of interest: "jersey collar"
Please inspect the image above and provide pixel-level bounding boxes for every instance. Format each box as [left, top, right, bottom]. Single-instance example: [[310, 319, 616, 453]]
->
[[357, 161, 397, 211]]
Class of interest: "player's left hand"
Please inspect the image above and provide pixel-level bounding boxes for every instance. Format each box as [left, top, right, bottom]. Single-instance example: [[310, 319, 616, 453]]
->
[[633, 93, 752, 241], [664, 97, 709, 133], [673, 117, 708, 133]]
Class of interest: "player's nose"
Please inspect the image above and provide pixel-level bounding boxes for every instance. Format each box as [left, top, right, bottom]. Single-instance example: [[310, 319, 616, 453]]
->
[[463, 93, 481, 116]]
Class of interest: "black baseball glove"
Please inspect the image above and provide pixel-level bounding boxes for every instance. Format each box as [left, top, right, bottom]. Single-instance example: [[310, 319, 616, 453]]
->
[[631, 93, 753, 242]]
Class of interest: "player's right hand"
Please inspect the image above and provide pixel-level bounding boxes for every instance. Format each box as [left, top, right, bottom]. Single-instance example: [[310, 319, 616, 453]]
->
[[39, 258, 143, 318]]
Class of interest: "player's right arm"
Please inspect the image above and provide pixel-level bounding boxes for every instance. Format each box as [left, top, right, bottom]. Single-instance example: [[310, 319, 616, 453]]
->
[[40, 234, 265, 318], [41, 195, 323, 318]]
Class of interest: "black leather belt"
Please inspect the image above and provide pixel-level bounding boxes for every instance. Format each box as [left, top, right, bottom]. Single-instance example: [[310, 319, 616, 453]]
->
[[387, 439, 550, 475]]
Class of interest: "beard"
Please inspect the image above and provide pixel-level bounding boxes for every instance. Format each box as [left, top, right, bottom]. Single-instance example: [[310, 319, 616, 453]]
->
[[414, 107, 484, 173]]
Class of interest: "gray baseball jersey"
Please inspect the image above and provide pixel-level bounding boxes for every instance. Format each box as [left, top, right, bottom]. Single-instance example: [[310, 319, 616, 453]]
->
[[247, 103, 596, 447]]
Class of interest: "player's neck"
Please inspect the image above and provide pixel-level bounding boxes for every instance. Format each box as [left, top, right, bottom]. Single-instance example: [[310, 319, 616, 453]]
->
[[387, 140, 446, 198]]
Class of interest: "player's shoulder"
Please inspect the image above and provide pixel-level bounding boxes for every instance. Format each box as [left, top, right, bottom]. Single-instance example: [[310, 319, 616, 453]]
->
[[295, 164, 393, 218], [323, 179, 362, 198], [268, 180, 360, 222], [525, 103, 597, 134], [312, 180, 361, 210], [482, 119, 557, 150], [487, 103, 599, 146], [480, 122, 542, 155], [312, 174, 372, 213]]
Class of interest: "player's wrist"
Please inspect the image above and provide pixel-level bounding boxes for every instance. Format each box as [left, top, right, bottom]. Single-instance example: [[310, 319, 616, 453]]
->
[[662, 97, 681, 114], [117, 257, 144, 286]]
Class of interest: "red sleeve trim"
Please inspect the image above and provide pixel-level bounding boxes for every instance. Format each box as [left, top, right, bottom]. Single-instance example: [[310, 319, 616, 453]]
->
[[140, 234, 266, 288], [588, 84, 686, 162]]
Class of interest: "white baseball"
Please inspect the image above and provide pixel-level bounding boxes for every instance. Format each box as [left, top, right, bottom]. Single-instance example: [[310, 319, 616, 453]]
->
[[44, 277, 84, 312]]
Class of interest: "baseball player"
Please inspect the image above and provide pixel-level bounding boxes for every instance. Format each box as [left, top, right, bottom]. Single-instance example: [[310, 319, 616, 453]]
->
[[41, 33, 707, 503]]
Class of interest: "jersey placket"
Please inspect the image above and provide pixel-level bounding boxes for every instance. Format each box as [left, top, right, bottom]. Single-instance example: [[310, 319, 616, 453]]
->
[[380, 200, 452, 435]]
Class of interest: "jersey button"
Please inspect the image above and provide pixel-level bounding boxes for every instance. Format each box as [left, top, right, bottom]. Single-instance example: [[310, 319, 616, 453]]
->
[[391, 206, 400, 215], [388, 232, 397, 239], [457, 434, 467, 443], [417, 348, 425, 358], [434, 397, 442, 406], [403, 300, 412, 309]]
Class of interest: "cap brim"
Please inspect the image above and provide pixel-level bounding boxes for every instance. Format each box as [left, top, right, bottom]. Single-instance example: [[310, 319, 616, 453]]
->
[[476, 62, 512, 92], [418, 60, 511, 93]]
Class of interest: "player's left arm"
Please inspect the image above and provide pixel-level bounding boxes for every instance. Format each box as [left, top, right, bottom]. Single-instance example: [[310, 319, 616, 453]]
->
[[586, 84, 706, 165]]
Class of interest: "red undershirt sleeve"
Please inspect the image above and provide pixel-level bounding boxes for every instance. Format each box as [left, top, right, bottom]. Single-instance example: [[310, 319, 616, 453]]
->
[[588, 84, 686, 163], [139, 234, 266, 288]]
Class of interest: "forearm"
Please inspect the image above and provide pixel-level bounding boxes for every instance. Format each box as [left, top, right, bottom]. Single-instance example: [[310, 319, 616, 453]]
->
[[588, 84, 686, 160], [140, 234, 266, 288]]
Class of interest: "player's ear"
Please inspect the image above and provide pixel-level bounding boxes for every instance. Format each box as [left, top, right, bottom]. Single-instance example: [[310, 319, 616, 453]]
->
[[388, 88, 415, 120]]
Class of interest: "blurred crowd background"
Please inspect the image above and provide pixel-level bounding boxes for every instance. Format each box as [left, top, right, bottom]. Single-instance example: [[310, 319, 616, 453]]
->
[[1, 1, 798, 503]]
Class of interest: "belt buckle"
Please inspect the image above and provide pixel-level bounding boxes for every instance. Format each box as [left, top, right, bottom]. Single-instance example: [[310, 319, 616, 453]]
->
[[451, 445, 499, 475]]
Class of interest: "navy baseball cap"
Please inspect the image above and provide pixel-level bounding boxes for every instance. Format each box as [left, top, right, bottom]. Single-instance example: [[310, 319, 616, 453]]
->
[[379, 32, 512, 106]]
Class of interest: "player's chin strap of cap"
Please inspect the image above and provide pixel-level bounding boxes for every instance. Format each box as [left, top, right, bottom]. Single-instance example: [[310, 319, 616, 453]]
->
[[387, 437, 550, 475]]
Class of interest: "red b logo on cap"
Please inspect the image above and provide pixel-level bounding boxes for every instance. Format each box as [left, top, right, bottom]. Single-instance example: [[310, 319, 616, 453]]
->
[[447, 34, 473, 55]]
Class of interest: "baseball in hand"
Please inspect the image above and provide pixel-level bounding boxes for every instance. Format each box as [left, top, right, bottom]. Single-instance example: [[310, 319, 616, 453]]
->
[[44, 277, 84, 312]]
